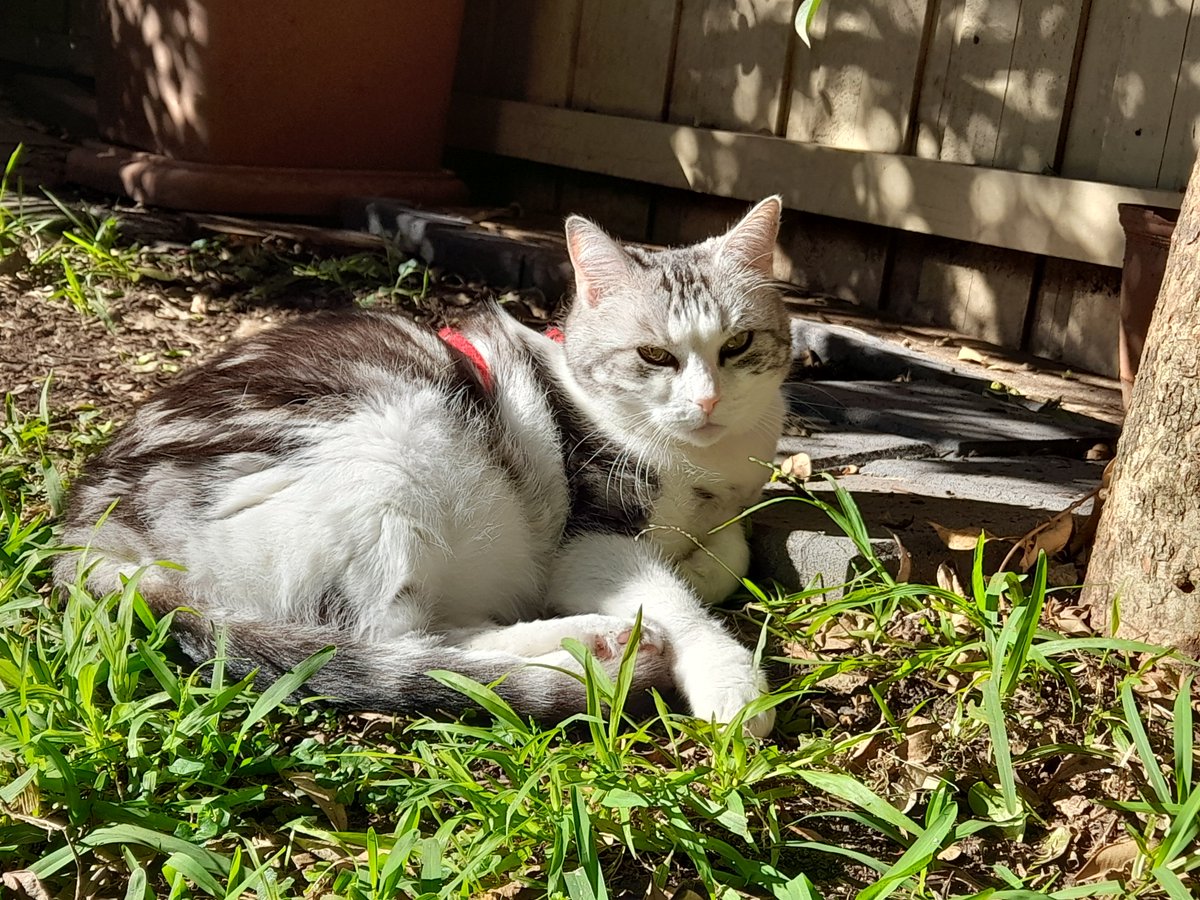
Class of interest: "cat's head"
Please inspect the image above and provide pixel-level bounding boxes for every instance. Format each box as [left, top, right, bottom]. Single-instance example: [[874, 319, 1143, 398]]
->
[[562, 196, 791, 448]]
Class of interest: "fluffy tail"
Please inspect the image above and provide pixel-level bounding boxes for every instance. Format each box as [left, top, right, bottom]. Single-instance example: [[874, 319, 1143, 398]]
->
[[164, 606, 670, 723]]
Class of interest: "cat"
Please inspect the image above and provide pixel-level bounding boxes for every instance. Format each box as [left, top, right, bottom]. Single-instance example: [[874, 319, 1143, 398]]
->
[[54, 196, 792, 737]]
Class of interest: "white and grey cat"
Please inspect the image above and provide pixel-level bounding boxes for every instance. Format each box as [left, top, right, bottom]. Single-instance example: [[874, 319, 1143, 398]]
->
[[55, 196, 792, 736]]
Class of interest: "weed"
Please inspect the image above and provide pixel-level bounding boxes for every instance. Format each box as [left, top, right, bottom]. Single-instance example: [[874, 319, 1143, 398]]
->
[[0, 385, 1197, 897]]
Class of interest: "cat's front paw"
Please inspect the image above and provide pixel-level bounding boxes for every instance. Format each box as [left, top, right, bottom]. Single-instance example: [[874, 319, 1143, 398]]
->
[[590, 620, 669, 663], [685, 667, 775, 737]]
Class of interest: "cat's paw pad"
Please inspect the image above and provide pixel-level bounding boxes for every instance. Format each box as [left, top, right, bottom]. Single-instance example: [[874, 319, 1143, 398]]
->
[[591, 622, 668, 662]]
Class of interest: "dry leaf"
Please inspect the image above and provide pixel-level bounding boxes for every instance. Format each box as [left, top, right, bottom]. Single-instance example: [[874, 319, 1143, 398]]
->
[[930, 521, 994, 551], [1032, 825, 1073, 867], [897, 716, 939, 768], [287, 772, 348, 831], [1019, 511, 1074, 569], [0, 871, 51, 900], [936, 562, 966, 599], [780, 452, 812, 479], [781, 641, 817, 660], [957, 346, 987, 364], [1053, 795, 1090, 818], [818, 670, 871, 693], [891, 531, 912, 583], [844, 731, 887, 772], [1076, 838, 1140, 883]]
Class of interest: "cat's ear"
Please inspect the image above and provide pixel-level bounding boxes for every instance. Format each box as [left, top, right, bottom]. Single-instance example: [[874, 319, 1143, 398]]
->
[[565, 215, 631, 307], [719, 195, 782, 278]]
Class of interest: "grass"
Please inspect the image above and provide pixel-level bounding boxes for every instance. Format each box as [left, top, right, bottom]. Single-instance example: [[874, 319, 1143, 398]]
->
[[1, 145, 1197, 899], [1, 388, 1197, 900], [0, 145, 435, 326]]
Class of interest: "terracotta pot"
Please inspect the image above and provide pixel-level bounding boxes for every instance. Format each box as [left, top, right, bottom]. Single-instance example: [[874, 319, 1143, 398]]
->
[[1117, 204, 1179, 408], [72, 0, 467, 214]]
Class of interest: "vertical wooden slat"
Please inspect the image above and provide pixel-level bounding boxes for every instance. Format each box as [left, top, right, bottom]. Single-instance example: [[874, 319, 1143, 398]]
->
[[786, 0, 930, 151], [573, 0, 680, 119], [1028, 259, 1122, 376], [490, 0, 582, 106], [1061, 0, 1195, 188], [1158, 4, 1200, 191], [564, 0, 681, 239], [894, 0, 1088, 349], [669, 0, 794, 132]]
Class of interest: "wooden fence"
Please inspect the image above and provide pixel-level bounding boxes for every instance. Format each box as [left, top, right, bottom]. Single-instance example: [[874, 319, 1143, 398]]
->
[[447, 0, 1198, 377]]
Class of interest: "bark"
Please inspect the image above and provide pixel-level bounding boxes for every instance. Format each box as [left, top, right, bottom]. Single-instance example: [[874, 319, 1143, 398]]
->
[[1084, 158, 1200, 653]]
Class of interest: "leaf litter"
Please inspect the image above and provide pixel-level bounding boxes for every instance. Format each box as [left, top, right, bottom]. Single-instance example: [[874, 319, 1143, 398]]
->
[[1, 181, 1198, 899]]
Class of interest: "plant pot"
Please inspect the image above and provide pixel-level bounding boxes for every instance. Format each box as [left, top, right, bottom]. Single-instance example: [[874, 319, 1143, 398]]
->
[[1116, 204, 1179, 408], [69, 0, 467, 214]]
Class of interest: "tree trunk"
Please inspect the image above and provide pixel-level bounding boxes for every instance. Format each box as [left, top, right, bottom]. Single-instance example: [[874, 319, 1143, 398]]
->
[[1084, 158, 1200, 653]]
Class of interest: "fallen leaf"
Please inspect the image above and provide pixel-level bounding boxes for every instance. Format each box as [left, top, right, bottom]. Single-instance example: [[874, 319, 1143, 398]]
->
[[1019, 511, 1074, 569], [0, 871, 51, 900], [930, 522, 995, 551], [936, 562, 966, 598], [1053, 795, 1090, 818], [897, 716, 938, 768], [957, 346, 987, 363], [780, 452, 812, 479], [818, 670, 871, 693], [287, 772, 348, 831], [1031, 825, 1073, 867], [891, 531, 912, 583], [1076, 838, 1140, 883]]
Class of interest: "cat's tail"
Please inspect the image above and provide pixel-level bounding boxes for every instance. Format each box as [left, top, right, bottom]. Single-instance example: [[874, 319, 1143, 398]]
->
[[162, 603, 671, 723]]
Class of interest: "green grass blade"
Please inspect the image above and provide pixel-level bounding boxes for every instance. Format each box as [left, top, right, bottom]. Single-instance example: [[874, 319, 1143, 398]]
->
[[236, 645, 335, 739], [1173, 673, 1194, 800], [1157, 780, 1200, 864], [426, 668, 529, 733], [1150, 864, 1194, 900], [982, 672, 1020, 818], [1000, 554, 1048, 697], [854, 804, 956, 900], [1120, 680, 1173, 806], [796, 770, 923, 841]]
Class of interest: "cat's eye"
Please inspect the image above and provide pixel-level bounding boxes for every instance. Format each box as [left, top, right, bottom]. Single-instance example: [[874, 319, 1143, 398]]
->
[[637, 345, 678, 368], [720, 331, 754, 360]]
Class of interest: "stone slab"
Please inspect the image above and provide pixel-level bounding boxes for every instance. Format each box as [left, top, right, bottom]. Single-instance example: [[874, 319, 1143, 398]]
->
[[784, 381, 1117, 457], [776, 430, 935, 469]]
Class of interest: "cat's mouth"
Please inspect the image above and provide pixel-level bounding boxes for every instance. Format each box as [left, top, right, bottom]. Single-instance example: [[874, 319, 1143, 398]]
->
[[686, 422, 727, 443]]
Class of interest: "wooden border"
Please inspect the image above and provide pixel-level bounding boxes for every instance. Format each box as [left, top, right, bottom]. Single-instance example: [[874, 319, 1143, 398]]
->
[[448, 94, 1183, 268]]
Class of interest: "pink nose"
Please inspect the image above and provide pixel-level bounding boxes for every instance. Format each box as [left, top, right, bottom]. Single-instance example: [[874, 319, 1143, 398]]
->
[[695, 395, 719, 415]]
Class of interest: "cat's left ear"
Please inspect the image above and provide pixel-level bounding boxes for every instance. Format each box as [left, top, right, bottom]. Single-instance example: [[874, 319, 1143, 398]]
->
[[719, 195, 782, 278]]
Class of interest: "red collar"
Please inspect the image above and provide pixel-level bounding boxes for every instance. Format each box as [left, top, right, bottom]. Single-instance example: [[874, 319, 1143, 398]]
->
[[438, 325, 564, 392]]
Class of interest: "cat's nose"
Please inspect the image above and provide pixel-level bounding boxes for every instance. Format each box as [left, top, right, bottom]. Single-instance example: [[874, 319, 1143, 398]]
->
[[695, 395, 720, 416]]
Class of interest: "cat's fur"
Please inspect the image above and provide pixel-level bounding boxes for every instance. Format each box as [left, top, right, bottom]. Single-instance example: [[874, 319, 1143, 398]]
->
[[54, 197, 791, 736]]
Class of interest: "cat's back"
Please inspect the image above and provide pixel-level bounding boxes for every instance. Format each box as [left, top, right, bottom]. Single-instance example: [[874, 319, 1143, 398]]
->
[[57, 308, 572, 615]]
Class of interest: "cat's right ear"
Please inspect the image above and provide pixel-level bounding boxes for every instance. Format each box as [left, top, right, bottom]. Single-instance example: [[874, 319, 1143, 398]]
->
[[565, 215, 630, 307]]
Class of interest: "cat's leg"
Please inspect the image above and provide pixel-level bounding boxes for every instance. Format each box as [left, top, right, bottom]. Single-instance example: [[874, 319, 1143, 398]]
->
[[677, 522, 751, 606], [444, 615, 668, 662], [547, 534, 773, 736]]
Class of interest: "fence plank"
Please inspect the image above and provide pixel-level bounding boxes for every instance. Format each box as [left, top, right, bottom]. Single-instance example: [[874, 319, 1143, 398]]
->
[[1062, 0, 1195, 188], [670, 0, 794, 133], [786, 0, 929, 151], [573, 0, 678, 119], [1158, 2, 1200, 191], [1028, 258, 1123, 377]]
